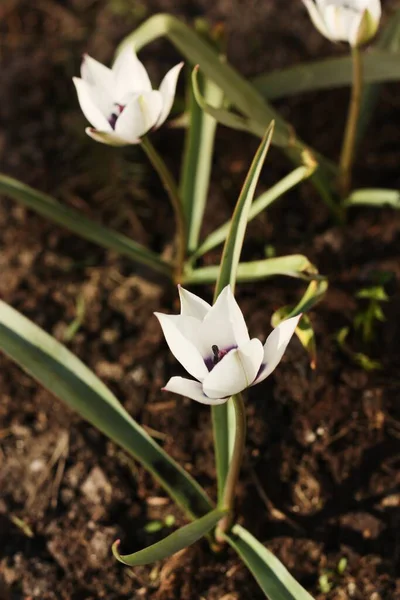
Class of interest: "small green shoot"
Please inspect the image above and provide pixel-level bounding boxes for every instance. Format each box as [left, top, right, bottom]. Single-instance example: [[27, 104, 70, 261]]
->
[[354, 284, 389, 344], [144, 514, 176, 533]]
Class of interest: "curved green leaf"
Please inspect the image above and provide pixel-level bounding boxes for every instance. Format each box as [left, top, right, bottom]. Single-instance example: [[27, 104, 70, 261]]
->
[[183, 255, 321, 286], [113, 508, 226, 566], [191, 165, 314, 260], [346, 188, 400, 208], [0, 301, 213, 519], [192, 66, 260, 135], [225, 524, 315, 600], [0, 174, 172, 279], [252, 51, 400, 100]]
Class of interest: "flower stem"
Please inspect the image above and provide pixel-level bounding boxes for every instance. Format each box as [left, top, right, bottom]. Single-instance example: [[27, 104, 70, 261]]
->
[[338, 45, 363, 199], [141, 136, 186, 282], [215, 392, 246, 542]]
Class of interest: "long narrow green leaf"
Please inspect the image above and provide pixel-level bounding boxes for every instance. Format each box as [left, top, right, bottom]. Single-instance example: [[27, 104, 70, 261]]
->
[[112, 508, 226, 566], [225, 524, 315, 600], [0, 174, 172, 279], [214, 124, 275, 296], [0, 301, 213, 519], [192, 165, 314, 260], [346, 188, 400, 208], [183, 255, 320, 286], [252, 51, 400, 100], [180, 70, 224, 252], [209, 125, 274, 504]]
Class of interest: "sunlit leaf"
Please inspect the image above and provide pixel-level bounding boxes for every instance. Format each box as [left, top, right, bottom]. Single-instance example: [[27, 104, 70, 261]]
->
[[0, 174, 172, 279], [225, 524, 315, 600], [183, 255, 321, 286], [113, 508, 226, 566], [0, 301, 213, 519], [345, 188, 400, 208], [192, 163, 315, 260]]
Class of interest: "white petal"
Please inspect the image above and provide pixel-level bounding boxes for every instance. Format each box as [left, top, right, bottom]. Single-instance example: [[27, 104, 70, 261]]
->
[[73, 77, 112, 131], [302, 0, 332, 40], [202, 338, 264, 399], [178, 286, 211, 320], [155, 62, 184, 128], [155, 313, 208, 381], [201, 286, 250, 354], [254, 315, 301, 385], [367, 0, 381, 23], [163, 376, 226, 405], [81, 54, 114, 115], [115, 91, 163, 142], [85, 127, 133, 146], [113, 45, 152, 104]]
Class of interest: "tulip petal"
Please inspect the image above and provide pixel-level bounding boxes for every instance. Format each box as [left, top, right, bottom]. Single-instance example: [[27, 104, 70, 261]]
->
[[73, 77, 112, 132], [201, 286, 250, 354], [85, 127, 134, 146], [155, 313, 209, 381], [367, 0, 381, 22], [178, 286, 211, 320], [113, 45, 152, 104], [115, 91, 163, 142], [254, 315, 301, 385], [81, 54, 114, 116], [155, 62, 184, 128], [303, 0, 332, 39], [163, 376, 226, 405], [202, 338, 264, 399]]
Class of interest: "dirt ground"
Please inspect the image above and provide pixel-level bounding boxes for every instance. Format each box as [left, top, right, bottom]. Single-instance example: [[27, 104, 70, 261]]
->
[[1, 1, 400, 599]]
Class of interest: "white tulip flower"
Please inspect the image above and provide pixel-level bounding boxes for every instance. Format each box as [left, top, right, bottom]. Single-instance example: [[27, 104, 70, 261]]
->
[[155, 286, 301, 405], [73, 46, 183, 146], [302, 0, 381, 46]]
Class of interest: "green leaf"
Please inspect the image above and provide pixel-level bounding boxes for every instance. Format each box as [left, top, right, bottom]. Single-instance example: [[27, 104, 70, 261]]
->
[[252, 51, 400, 100], [357, 8, 400, 143], [208, 125, 274, 504], [113, 508, 226, 566], [192, 164, 314, 260], [271, 279, 328, 367], [0, 301, 213, 520], [0, 174, 172, 279], [183, 255, 321, 286], [225, 524, 315, 600], [180, 69, 224, 252], [191, 66, 260, 135], [345, 188, 400, 208]]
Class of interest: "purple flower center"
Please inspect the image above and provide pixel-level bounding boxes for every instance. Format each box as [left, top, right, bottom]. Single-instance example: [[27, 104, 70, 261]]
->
[[108, 103, 125, 129], [204, 344, 236, 372]]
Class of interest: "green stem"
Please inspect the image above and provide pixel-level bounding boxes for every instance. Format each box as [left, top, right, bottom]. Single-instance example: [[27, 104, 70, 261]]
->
[[215, 392, 246, 541], [338, 46, 363, 199], [141, 136, 186, 282]]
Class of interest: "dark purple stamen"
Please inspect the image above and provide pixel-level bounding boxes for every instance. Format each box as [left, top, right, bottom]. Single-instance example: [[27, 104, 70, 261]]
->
[[205, 344, 237, 371], [108, 103, 125, 130]]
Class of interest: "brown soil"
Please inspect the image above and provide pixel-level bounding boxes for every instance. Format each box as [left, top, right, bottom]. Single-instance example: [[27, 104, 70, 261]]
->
[[1, 1, 400, 599]]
